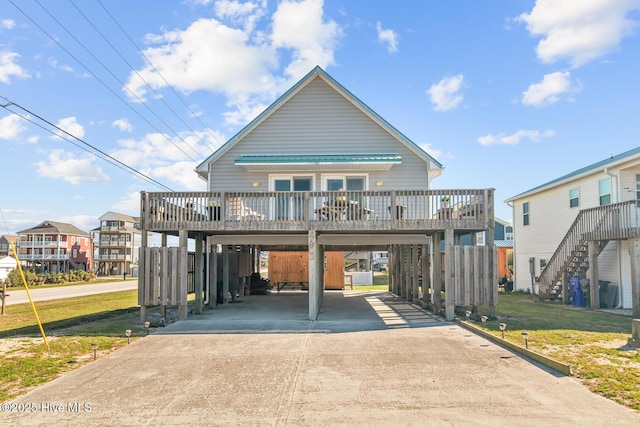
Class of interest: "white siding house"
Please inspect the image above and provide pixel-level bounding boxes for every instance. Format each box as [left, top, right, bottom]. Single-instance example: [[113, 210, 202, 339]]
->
[[506, 147, 640, 314]]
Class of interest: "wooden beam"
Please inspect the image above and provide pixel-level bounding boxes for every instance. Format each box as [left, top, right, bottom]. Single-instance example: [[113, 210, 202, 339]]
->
[[589, 240, 600, 310], [194, 232, 204, 314], [630, 238, 640, 317]]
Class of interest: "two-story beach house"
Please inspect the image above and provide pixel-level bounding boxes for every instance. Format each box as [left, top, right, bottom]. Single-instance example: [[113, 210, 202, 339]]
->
[[0, 235, 17, 258], [17, 220, 93, 273], [92, 212, 142, 277], [139, 66, 497, 321], [506, 147, 640, 316]]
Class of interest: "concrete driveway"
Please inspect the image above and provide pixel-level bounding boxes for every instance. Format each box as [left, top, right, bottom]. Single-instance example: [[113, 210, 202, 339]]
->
[[4, 290, 640, 426]]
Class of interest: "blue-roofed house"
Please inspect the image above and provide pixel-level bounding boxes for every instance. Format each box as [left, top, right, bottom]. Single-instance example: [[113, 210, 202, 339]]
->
[[505, 147, 640, 315], [139, 66, 497, 321]]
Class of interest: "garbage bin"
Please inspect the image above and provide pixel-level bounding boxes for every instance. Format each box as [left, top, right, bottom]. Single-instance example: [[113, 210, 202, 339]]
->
[[598, 280, 611, 308], [579, 278, 590, 308], [569, 277, 583, 307]]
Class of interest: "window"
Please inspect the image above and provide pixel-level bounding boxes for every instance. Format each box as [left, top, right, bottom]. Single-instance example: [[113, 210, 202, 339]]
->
[[636, 174, 640, 200], [523, 202, 530, 226], [505, 226, 513, 240], [599, 177, 611, 206], [569, 188, 579, 208], [271, 175, 313, 220]]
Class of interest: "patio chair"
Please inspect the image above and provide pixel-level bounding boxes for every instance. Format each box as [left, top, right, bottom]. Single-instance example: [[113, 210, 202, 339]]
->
[[226, 196, 264, 220]]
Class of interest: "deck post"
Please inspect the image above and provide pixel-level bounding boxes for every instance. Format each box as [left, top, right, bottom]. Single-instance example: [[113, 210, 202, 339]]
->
[[194, 232, 204, 314], [589, 240, 600, 310], [421, 244, 430, 306], [139, 192, 148, 322], [222, 245, 230, 304], [208, 239, 218, 308], [433, 232, 442, 315], [178, 229, 188, 320], [308, 230, 321, 320], [412, 244, 419, 302], [629, 238, 640, 317], [444, 228, 455, 321]]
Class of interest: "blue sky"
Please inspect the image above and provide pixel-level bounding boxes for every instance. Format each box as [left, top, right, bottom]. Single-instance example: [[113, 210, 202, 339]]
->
[[1, 0, 639, 235]]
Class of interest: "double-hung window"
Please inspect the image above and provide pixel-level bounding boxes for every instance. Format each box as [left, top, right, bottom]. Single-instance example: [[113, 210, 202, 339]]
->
[[599, 178, 611, 206]]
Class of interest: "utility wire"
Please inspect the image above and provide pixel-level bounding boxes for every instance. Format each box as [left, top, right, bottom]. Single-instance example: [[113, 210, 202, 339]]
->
[[1, 98, 175, 192], [32, 0, 203, 161], [69, 0, 219, 155], [7, 0, 200, 163], [97, 0, 223, 153]]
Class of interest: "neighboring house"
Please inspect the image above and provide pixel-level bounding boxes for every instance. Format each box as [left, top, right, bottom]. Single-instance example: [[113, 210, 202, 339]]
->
[[91, 212, 142, 277], [0, 256, 15, 281], [506, 147, 640, 315], [17, 221, 93, 273], [139, 66, 497, 321], [0, 235, 17, 257]]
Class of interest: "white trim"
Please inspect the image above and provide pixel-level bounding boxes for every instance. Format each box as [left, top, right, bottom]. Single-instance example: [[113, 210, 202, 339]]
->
[[320, 173, 370, 191]]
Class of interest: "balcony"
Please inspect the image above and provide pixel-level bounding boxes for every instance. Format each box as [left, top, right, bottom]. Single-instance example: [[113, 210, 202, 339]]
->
[[18, 253, 69, 261], [96, 254, 130, 261], [141, 189, 493, 234]]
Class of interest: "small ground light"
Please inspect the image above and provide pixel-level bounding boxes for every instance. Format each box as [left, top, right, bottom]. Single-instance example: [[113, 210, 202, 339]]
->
[[522, 331, 530, 349], [91, 342, 98, 360], [144, 321, 150, 335], [481, 316, 488, 330], [499, 323, 507, 339], [465, 310, 471, 323], [125, 329, 132, 344]]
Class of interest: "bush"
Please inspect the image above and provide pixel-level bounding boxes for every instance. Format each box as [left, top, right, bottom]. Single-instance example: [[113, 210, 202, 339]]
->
[[6, 268, 94, 287]]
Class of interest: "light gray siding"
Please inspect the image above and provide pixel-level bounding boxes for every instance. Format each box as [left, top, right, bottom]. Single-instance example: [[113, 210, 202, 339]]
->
[[207, 78, 431, 191]]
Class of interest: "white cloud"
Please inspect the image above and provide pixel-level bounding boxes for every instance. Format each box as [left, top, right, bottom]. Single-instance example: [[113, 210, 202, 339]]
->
[[521, 71, 581, 107], [0, 114, 26, 139], [376, 22, 398, 53], [215, 0, 266, 32], [153, 161, 207, 190], [271, 0, 341, 79], [112, 189, 145, 215], [427, 74, 465, 112], [0, 51, 30, 83], [1, 19, 15, 30], [112, 118, 133, 132], [52, 116, 85, 139], [478, 129, 555, 146], [418, 143, 442, 160], [57, 214, 98, 234], [517, 0, 640, 67], [49, 58, 74, 73], [125, 0, 341, 126], [34, 150, 110, 184]]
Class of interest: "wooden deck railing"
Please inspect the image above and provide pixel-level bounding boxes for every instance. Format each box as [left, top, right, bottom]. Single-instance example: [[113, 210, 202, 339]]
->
[[140, 189, 494, 233], [538, 200, 640, 298]]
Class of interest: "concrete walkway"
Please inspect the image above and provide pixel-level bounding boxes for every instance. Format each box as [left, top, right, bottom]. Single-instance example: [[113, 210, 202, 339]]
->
[[4, 290, 640, 426]]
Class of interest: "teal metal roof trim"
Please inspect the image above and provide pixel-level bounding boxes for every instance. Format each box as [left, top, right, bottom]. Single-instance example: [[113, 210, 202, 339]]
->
[[506, 146, 640, 201], [235, 154, 402, 165], [196, 66, 443, 174]]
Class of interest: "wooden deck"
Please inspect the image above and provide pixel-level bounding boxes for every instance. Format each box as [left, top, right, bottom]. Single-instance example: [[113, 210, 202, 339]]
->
[[140, 189, 495, 234]]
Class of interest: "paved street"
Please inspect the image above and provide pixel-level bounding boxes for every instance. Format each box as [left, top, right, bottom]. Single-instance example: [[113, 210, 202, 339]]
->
[[3, 279, 137, 306], [4, 290, 640, 426]]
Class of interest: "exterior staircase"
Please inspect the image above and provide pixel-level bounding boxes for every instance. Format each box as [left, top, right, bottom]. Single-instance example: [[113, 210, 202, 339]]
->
[[538, 201, 640, 301]]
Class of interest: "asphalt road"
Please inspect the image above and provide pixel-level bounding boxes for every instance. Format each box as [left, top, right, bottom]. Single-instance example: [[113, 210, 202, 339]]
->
[[2, 279, 137, 306]]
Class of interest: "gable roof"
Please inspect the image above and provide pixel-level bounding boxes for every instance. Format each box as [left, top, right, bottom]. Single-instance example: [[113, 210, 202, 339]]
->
[[99, 211, 140, 223], [196, 66, 443, 178], [506, 146, 640, 202], [18, 220, 90, 236]]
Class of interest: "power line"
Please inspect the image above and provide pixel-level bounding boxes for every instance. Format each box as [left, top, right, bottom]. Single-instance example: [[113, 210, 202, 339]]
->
[[70, 0, 220, 154], [7, 0, 201, 163], [1, 97, 175, 192], [96, 0, 223, 153], [32, 0, 204, 162]]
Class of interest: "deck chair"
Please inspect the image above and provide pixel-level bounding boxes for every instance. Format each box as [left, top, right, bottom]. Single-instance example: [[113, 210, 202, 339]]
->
[[226, 196, 263, 220]]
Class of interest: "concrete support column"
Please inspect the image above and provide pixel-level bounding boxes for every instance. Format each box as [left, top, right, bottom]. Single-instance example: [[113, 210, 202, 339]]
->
[[433, 232, 442, 315], [589, 240, 600, 310], [178, 229, 188, 320], [222, 245, 230, 304], [194, 232, 204, 314], [629, 238, 640, 317], [444, 228, 455, 321], [486, 226, 496, 318], [308, 230, 322, 320]]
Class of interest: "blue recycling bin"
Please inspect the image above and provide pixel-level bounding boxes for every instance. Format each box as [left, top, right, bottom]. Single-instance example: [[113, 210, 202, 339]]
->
[[569, 277, 584, 307]]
